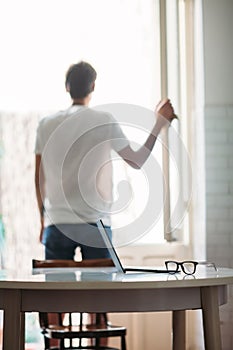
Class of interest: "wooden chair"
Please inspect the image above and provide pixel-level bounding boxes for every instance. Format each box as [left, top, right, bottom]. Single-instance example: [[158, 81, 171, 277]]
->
[[32, 259, 127, 350]]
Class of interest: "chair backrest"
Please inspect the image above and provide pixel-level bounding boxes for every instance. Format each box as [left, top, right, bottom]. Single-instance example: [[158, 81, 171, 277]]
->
[[34, 258, 126, 350], [32, 258, 114, 269]]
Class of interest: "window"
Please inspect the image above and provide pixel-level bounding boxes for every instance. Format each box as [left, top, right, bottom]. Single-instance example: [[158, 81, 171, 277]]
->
[[109, 0, 193, 246], [0, 0, 193, 264], [0, 0, 160, 111]]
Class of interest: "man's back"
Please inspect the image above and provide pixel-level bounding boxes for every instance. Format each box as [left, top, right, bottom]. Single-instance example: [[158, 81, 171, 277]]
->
[[35, 105, 128, 225]]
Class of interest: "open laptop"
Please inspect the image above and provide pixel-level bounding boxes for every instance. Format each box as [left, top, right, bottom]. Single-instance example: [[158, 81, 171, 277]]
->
[[97, 219, 177, 274]]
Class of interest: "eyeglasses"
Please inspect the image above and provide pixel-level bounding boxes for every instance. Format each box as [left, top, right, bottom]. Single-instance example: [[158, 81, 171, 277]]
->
[[165, 260, 217, 275]]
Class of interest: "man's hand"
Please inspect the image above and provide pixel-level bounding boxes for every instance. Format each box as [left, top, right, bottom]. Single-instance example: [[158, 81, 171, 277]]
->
[[155, 98, 177, 129], [118, 98, 178, 169]]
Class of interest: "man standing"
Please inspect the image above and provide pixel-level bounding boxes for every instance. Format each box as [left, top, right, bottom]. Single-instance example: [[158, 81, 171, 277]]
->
[[35, 61, 175, 259], [35, 61, 175, 347]]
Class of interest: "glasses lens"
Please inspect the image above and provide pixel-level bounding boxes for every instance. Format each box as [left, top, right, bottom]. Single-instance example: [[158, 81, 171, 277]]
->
[[166, 261, 178, 273], [182, 262, 196, 275]]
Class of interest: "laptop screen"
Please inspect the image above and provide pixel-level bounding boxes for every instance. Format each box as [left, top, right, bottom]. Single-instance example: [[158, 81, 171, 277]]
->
[[97, 220, 125, 273], [97, 220, 178, 274]]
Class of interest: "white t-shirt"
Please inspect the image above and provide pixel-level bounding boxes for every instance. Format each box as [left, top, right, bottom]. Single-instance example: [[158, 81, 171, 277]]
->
[[35, 105, 129, 226]]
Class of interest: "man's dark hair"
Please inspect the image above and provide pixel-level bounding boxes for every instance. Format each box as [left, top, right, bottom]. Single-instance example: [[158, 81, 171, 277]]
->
[[65, 61, 97, 99]]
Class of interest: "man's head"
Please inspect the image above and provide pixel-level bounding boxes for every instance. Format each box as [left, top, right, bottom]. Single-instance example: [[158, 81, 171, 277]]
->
[[65, 61, 97, 100]]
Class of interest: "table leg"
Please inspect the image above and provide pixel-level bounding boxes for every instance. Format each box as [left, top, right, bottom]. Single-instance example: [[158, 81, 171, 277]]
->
[[172, 310, 186, 350], [2, 289, 24, 350], [201, 286, 222, 350]]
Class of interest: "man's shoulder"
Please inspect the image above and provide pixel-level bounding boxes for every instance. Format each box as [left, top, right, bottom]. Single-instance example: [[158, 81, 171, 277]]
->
[[40, 110, 66, 123], [87, 107, 116, 123], [38, 110, 70, 131], [37, 107, 117, 133]]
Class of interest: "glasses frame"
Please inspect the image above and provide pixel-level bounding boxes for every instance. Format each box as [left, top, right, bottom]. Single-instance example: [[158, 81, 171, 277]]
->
[[165, 260, 217, 275]]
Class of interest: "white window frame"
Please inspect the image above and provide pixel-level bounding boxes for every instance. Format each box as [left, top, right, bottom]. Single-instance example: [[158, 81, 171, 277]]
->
[[160, 0, 195, 245], [117, 0, 204, 260]]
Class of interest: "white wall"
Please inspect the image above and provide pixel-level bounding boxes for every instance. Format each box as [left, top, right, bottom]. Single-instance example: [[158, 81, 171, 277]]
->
[[203, 1, 233, 349], [203, 0, 233, 105]]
